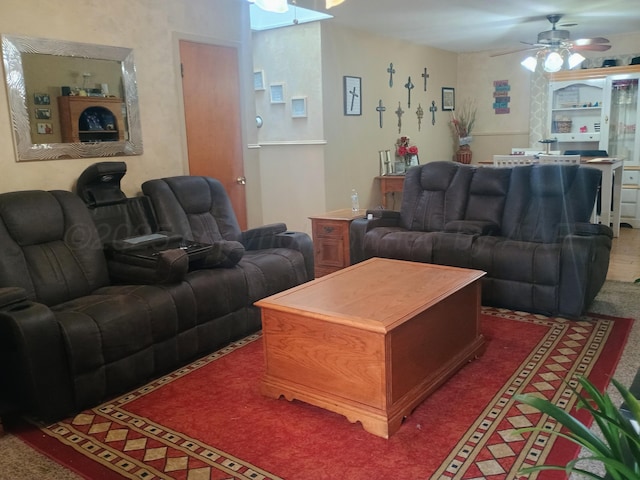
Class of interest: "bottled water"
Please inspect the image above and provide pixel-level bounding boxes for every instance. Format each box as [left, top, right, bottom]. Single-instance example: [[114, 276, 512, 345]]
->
[[351, 189, 359, 211]]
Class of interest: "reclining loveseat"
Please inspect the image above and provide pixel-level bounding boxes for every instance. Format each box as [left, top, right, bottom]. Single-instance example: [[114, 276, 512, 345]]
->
[[0, 163, 313, 422], [351, 161, 612, 318]]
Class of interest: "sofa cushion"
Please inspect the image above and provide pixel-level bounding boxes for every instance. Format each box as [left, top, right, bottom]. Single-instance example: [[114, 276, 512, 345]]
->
[[399, 162, 473, 232], [0, 190, 110, 306]]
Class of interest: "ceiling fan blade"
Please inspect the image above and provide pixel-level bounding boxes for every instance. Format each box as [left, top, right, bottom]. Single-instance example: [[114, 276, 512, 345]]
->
[[490, 46, 538, 57], [574, 37, 610, 46], [573, 44, 612, 52]]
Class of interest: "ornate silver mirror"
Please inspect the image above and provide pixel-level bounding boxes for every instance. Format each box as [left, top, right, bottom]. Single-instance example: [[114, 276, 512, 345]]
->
[[2, 34, 143, 161]]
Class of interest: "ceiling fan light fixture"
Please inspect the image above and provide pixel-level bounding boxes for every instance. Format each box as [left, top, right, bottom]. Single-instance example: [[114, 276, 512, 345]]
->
[[568, 52, 585, 69], [325, 0, 345, 8], [543, 51, 564, 73], [253, 0, 289, 13], [521, 56, 538, 72]]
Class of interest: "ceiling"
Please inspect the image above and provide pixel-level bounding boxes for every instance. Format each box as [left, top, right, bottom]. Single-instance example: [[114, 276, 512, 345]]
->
[[293, 0, 640, 55]]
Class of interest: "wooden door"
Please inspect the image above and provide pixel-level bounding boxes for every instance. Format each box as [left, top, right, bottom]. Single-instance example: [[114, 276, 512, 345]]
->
[[179, 40, 247, 229]]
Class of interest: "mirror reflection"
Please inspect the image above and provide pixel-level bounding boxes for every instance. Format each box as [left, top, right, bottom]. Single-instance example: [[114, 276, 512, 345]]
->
[[2, 35, 143, 161]]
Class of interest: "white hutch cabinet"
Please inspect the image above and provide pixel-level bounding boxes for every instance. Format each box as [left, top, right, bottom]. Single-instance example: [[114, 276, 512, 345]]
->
[[549, 65, 640, 228]]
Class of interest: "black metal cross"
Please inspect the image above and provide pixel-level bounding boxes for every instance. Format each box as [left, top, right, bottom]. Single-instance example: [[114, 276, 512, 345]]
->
[[416, 104, 424, 131], [429, 100, 438, 125], [395, 102, 404, 134], [422, 67, 429, 91], [405, 76, 415, 108], [349, 85, 359, 112], [387, 62, 395, 87], [376, 99, 386, 128]]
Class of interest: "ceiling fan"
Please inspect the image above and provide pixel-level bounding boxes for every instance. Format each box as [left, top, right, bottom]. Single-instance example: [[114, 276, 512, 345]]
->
[[492, 14, 612, 72]]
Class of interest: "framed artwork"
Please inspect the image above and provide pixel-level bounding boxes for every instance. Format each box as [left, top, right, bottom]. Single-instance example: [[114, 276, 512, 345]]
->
[[291, 96, 307, 118], [37, 122, 53, 134], [442, 87, 455, 111], [35, 108, 51, 119], [343, 75, 361, 116], [253, 70, 265, 91], [34, 93, 50, 105], [269, 83, 285, 104]]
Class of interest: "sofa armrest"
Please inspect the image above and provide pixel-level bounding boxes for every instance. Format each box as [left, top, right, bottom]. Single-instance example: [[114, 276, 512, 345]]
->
[[0, 300, 74, 421], [273, 231, 314, 281], [350, 211, 402, 264], [557, 222, 614, 239], [240, 223, 288, 250], [444, 220, 500, 235], [107, 248, 189, 284], [0, 287, 28, 309]]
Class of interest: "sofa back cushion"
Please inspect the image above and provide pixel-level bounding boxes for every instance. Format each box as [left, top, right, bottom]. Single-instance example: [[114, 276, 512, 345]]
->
[[0, 190, 110, 306], [142, 176, 242, 243], [400, 162, 473, 231], [502, 164, 584, 243], [464, 167, 511, 228]]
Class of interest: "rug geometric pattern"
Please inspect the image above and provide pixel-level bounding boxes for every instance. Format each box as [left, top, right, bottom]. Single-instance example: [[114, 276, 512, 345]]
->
[[26, 307, 627, 480]]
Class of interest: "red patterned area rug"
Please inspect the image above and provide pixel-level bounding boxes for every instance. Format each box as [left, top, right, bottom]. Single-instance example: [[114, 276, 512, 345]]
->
[[12, 307, 633, 480]]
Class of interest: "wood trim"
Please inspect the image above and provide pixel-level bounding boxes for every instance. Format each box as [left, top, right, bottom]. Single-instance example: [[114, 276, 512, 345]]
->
[[549, 64, 640, 82]]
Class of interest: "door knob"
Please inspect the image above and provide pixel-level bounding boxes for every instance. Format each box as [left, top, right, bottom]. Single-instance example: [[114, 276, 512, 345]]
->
[[236, 176, 246, 185]]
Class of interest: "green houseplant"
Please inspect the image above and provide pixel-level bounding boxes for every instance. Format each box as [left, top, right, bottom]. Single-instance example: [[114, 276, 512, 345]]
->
[[515, 376, 640, 479]]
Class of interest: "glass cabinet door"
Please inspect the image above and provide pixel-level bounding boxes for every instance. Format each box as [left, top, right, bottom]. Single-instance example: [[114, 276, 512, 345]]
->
[[604, 76, 639, 164], [603, 74, 640, 227]]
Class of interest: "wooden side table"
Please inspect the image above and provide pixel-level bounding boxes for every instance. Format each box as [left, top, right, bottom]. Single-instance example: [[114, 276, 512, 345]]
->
[[375, 175, 405, 209], [309, 208, 366, 277]]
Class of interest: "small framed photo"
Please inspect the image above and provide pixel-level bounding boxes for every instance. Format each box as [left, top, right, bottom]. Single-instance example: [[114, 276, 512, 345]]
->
[[291, 96, 307, 118], [34, 93, 50, 105], [343, 75, 362, 116], [254, 70, 265, 91], [37, 122, 53, 134], [269, 83, 285, 104], [442, 87, 455, 111], [35, 108, 51, 119]]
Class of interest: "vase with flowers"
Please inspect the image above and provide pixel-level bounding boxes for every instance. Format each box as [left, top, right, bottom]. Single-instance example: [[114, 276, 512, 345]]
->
[[395, 136, 419, 173], [450, 98, 477, 164]]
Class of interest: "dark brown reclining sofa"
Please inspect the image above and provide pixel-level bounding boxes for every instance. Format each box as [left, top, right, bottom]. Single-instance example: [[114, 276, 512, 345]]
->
[[0, 164, 313, 422], [350, 161, 612, 318]]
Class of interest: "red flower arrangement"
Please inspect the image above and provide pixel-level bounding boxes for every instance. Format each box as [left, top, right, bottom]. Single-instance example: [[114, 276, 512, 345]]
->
[[396, 136, 418, 158]]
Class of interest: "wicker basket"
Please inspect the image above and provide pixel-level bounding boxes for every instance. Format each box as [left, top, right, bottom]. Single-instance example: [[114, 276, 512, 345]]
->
[[555, 120, 572, 133]]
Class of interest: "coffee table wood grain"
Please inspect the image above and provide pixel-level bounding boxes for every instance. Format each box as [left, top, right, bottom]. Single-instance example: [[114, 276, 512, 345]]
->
[[255, 257, 486, 438]]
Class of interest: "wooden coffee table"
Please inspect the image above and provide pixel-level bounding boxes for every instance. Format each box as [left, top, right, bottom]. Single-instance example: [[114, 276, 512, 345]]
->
[[255, 257, 486, 438]]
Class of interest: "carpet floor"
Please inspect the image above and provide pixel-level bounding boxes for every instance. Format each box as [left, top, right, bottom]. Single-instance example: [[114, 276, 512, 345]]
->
[[2, 290, 636, 480]]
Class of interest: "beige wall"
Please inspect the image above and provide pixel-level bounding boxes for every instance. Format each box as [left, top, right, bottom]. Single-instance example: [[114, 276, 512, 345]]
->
[[0, 0, 261, 222], [2, 1, 639, 235], [252, 21, 458, 232]]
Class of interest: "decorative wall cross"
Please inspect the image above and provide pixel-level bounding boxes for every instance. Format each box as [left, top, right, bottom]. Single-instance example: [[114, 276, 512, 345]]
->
[[395, 102, 404, 134], [376, 99, 386, 128], [386, 63, 395, 87], [348, 85, 359, 112], [429, 100, 438, 125], [421, 67, 429, 91], [404, 76, 415, 108], [416, 104, 424, 131]]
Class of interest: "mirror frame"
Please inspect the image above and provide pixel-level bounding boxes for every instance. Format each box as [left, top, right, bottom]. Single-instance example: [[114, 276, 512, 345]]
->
[[2, 34, 143, 161]]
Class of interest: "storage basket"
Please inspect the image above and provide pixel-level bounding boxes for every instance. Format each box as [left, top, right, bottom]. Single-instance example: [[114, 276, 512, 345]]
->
[[555, 120, 572, 133]]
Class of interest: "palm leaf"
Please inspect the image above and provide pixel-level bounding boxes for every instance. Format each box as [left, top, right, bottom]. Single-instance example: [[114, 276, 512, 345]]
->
[[515, 375, 640, 478]]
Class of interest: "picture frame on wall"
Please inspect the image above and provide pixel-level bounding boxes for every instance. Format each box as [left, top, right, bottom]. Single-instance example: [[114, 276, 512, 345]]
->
[[34, 93, 50, 105], [442, 87, 455, 111], [269, 83, 285, 104], [343, 75, 362, 116], [291, 96, 307, 118], [253, 70, 265, 91]]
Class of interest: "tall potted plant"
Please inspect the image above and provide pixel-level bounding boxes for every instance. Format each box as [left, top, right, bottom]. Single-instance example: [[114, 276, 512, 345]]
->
[[450, 98, 477, 164], [515, 376, 640, 479]]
